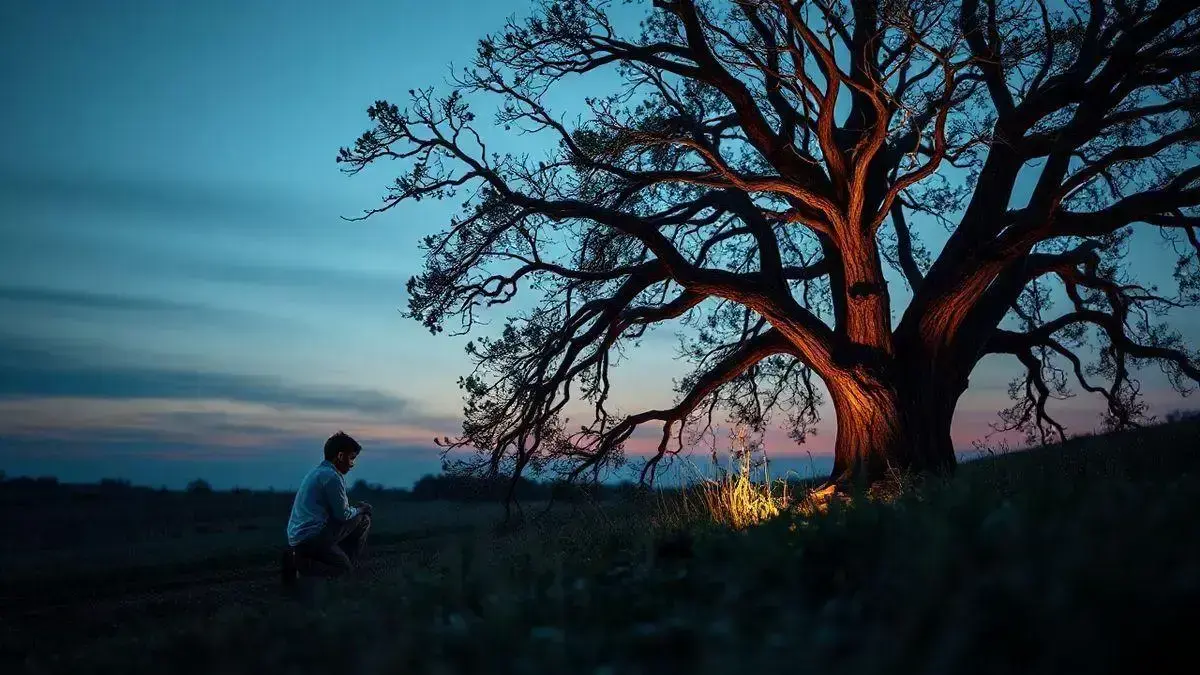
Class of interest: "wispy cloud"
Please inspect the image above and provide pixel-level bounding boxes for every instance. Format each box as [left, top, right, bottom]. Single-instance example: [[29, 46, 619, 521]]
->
[[1, 169, 413, 313], [0, 334, 460, 455], [0, 284, 271, 326], [0, 334, 412, 413], [0, 169, 315, 226], [171, 258, 411, 309], [0, 366, 414, 415], [0, 397, 455, 450]]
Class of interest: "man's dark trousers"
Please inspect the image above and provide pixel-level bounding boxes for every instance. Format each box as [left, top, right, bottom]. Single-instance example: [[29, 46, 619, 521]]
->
[[295, 512, 371, 577]]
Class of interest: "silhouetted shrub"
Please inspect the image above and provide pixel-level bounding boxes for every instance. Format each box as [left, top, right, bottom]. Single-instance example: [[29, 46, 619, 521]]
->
[[186, 479, 213, 494], [1166, 408, 1200, 423]]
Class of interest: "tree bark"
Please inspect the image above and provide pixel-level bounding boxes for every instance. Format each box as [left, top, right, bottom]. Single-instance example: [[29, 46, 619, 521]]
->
[[825, 367, 959, 486]]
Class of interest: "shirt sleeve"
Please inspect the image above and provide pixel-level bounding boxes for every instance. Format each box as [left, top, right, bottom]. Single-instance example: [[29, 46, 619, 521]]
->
[[323, 472, 358, 522]]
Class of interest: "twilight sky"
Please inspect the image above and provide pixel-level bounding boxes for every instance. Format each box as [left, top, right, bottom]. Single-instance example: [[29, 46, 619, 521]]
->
[[1, 0, 1196, 490]]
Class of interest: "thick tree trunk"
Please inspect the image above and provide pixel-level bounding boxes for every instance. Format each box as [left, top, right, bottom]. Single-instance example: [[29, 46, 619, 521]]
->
[[826, 370, 958, 486]]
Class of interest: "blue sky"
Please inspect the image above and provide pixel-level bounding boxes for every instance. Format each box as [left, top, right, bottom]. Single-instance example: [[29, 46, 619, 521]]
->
[[0, 0, 1196, 490]]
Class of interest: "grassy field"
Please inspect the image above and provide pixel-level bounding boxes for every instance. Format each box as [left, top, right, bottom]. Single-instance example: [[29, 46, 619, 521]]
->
[[3, 420, 1199, 674]]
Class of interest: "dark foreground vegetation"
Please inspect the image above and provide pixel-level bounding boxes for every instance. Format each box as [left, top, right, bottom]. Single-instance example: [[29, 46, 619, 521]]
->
[[3, 420, 1199, 674]]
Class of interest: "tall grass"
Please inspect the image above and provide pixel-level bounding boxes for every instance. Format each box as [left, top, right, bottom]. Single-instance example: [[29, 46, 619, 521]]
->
[[665, 426, 796, 529]]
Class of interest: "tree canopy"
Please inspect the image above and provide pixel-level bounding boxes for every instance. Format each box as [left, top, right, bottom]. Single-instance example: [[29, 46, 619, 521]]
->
[[339, 0, 1200, 492]]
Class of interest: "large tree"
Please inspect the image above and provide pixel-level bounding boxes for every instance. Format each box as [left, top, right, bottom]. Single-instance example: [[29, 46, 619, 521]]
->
[[339, 0, 1200, 490]]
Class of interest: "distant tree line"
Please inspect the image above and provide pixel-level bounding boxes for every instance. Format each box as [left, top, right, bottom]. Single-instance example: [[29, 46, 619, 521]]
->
[[1166, 409, 1200, 424], [5, 410, 1198, 498], [0, 470, 645, 502], [349, 473, 646, 503]]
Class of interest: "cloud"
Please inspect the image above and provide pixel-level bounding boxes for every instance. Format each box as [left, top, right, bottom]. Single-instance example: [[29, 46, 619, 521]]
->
[[173, 258, 410, 306], [0, 169, 412, 312], [0, 169, 315, 224], [0, 331, 465, 470], [8, 365, 406, 413], [0, 334, 419, 416], [0, 396, 456, 450], [0, 284, 266, 325]]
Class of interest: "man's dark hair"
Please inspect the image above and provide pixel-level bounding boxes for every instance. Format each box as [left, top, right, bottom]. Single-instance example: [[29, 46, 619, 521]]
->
[[324, 431, 362, 461]]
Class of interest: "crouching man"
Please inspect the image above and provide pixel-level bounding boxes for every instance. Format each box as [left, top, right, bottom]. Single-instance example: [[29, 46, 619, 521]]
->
[[282, 431, 372, 586]]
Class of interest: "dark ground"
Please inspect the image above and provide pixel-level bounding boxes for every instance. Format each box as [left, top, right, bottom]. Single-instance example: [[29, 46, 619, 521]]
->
[[0, 495, 528, 668], [3, 420, 1199, 674]]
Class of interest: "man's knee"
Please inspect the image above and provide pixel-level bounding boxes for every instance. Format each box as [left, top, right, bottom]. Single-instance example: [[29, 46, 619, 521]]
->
[[294, 544, 351, 576]]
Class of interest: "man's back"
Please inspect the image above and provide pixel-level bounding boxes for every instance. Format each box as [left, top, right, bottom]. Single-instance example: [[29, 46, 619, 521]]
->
[[287, 460, 355, 546]]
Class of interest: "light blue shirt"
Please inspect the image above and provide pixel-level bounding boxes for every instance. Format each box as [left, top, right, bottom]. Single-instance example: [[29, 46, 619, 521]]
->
[[286, 460, 359, 546]]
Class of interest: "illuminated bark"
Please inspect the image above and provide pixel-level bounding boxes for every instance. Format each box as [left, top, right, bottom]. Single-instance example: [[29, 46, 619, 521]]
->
[[825, 366, 961, 484]]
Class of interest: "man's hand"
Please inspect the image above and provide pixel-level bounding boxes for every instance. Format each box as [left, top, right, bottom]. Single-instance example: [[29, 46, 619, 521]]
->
[[355, 501, 373, 516]]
